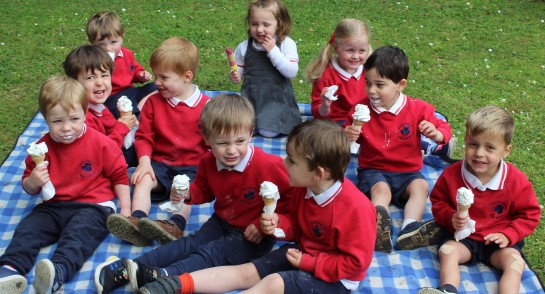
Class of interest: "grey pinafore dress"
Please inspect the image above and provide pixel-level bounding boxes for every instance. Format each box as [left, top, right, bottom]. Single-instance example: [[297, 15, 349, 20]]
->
[[241, 38, 301, 135]]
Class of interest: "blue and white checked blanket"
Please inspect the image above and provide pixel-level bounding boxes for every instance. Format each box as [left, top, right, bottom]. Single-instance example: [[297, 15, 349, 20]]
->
[[0, 91, 543, 293]]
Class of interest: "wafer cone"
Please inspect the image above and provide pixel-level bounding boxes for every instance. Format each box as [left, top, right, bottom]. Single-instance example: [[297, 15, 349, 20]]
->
[[262, 197, 277, 215], [31, 155, 45, 166], [120, 110, 133, 117], [457, 204, 471, 216], [354, 120, 365, 127]]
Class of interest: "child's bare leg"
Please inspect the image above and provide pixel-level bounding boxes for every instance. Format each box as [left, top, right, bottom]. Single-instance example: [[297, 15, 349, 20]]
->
[[438, 241, 471, 288], [131, 175, 157, 214], [241, 273, 284, 294], [137, 91, 157, 110], [490, 248, 523, 293], [192, 263, 261, 293], [171, 202, 191, 220], [370, 182, 392, 210], [403, 179, 429, 222]]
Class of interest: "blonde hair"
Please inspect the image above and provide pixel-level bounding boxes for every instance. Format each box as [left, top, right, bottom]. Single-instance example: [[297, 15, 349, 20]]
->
[[287, 119, 350, 182], [39, 75, 88, 119], [150, 37, 199, 78], [200, 94, 255, 138], [86, 11, 124, 42], [466, 105, 515, 145], [246, 0, 291, 42], [305, 19, 372, 83]]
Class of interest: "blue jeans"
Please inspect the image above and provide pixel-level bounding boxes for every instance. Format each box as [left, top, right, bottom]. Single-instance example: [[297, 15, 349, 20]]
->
[[136, 214, 275, 275], [0, 202, 112, 280]]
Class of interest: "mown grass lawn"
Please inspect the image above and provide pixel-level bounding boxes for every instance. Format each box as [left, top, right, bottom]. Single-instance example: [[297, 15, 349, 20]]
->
[[1, 0, 543, 282]]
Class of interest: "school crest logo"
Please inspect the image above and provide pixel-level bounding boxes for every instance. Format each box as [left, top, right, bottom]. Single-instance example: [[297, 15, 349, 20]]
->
[[80, 160, 96, 179], [490, 202, 505, 219], [240, 187, 256, 205], [311, 221, 325, 240], [398, 123, 411, 140]]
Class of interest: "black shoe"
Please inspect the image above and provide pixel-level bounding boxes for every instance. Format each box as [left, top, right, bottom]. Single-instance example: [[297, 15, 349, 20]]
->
[[137, 276, 182, 294], [33, 259, 63, 294], [95, 257, 134, 294], [395, 219, 448, 250], [127, 259, 164, 291], [374, 205, 392, 253], [0, 266, 27, 293]]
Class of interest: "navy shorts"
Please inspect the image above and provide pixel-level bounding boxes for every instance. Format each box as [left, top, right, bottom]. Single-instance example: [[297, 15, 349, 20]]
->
[[150, 161, 197, 202], [356, 168, 426, 207], [439, 236, 525, 267], [252, 244, 350, 294]]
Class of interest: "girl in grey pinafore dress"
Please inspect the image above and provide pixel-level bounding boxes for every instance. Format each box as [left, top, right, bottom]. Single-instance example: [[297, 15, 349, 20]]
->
[[241, 37, 301, 136]]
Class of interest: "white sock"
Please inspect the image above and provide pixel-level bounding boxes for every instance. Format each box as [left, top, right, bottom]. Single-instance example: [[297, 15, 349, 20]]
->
[[401, 219, 417, 230]]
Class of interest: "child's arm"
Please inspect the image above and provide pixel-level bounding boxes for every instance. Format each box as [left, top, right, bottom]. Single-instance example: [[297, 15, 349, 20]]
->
[[243, 224, 263, 244], [22, 163, 49, 195], [113, 184, 131, 217], [131, 156, 156, 185], [265, 35, 298, 79], [418, 120, 444, 143]]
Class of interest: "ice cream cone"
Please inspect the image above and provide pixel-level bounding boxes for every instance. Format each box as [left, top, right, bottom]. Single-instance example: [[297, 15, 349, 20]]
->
[[353, 120, 365, 127], [120, 110, 133, 117], [457, 204, 471, 216], [263, 197, 276, 206], [31, 155, 45, 166]]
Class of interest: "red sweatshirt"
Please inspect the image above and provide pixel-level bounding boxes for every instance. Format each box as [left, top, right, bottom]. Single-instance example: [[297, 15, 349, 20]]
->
[[311, 62, 367, 122], [135, 90, 210, 166], [110, 47, 146, 95], [431, 160, 540, 246], [276, 180, 376, 288], [187, 146, 292, 233], [23, 126, 128, 203], [86, 105, 130, 148]]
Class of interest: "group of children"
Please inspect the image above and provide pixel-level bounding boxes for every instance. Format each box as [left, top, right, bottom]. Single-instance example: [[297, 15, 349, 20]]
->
[[0, 0, 540, 293]]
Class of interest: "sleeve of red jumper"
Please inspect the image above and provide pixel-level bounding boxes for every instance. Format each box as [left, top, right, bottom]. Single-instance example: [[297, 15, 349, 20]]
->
[[134, 98, 156, 159], [502, 169, 541, 246], [186, 156, 215, 205], [430, 172, 457, 232], [299, 197, 375, 282], [124, 47, 145, 81], [101, 137, 129, 186], [424, 103, 452, 144], [310, 77, 330, 119]]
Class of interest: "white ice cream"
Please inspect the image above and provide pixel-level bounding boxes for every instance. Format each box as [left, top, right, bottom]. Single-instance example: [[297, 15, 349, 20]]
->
[[324, 85, 339, 101], [352, 104, 371, 122], [456, 187, 474, 206], [260, 181, 279, 200], [117, 96, 133, 113], [173, 174, 190, 192], [27, 142, 48, 156]]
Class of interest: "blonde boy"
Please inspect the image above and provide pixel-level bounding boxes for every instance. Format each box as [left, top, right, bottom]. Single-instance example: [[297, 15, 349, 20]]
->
[[419, 106, 541, 294], [0, 76, 130, 293], [106, 37, 211, 247], [86, 11, 156, 118]]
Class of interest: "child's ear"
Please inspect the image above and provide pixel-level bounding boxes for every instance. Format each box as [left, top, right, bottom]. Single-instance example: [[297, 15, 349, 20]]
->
[[184, 71, 194, 82], [314, 166, 331, 181], [503, 144, 512, 158], [398, 79, 408, 91]]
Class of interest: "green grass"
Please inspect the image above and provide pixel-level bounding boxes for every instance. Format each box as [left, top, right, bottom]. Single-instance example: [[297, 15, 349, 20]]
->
[[1, 0, 544, 282]]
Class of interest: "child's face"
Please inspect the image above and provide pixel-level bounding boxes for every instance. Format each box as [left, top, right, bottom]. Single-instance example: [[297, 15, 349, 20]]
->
[[464, 132, 511, 184], [153, 68, 192, 100], [45, 103, 85, 144], [92, 35, 123, 57], [77, 68, 112, 105], [365, 67, 406, 110], [335, 37, 369, 74], [205, 130, 252, 168], [249, 7, 278, 43], [283, 142, 315, 188]]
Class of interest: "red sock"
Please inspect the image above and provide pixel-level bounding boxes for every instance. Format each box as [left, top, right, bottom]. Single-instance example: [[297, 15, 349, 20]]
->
[[179, 273, 194, 294]]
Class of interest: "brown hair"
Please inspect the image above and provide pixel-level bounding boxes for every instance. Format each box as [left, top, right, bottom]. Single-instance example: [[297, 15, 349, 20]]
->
[[39, 75, 88, 119], [63, 45, 114, 78], [200, 94, 255, 139], [86, 11, 124, 42], [246, 0, 291, 42], [150, 37, 199, 78], [287, 119, 350, 182]]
